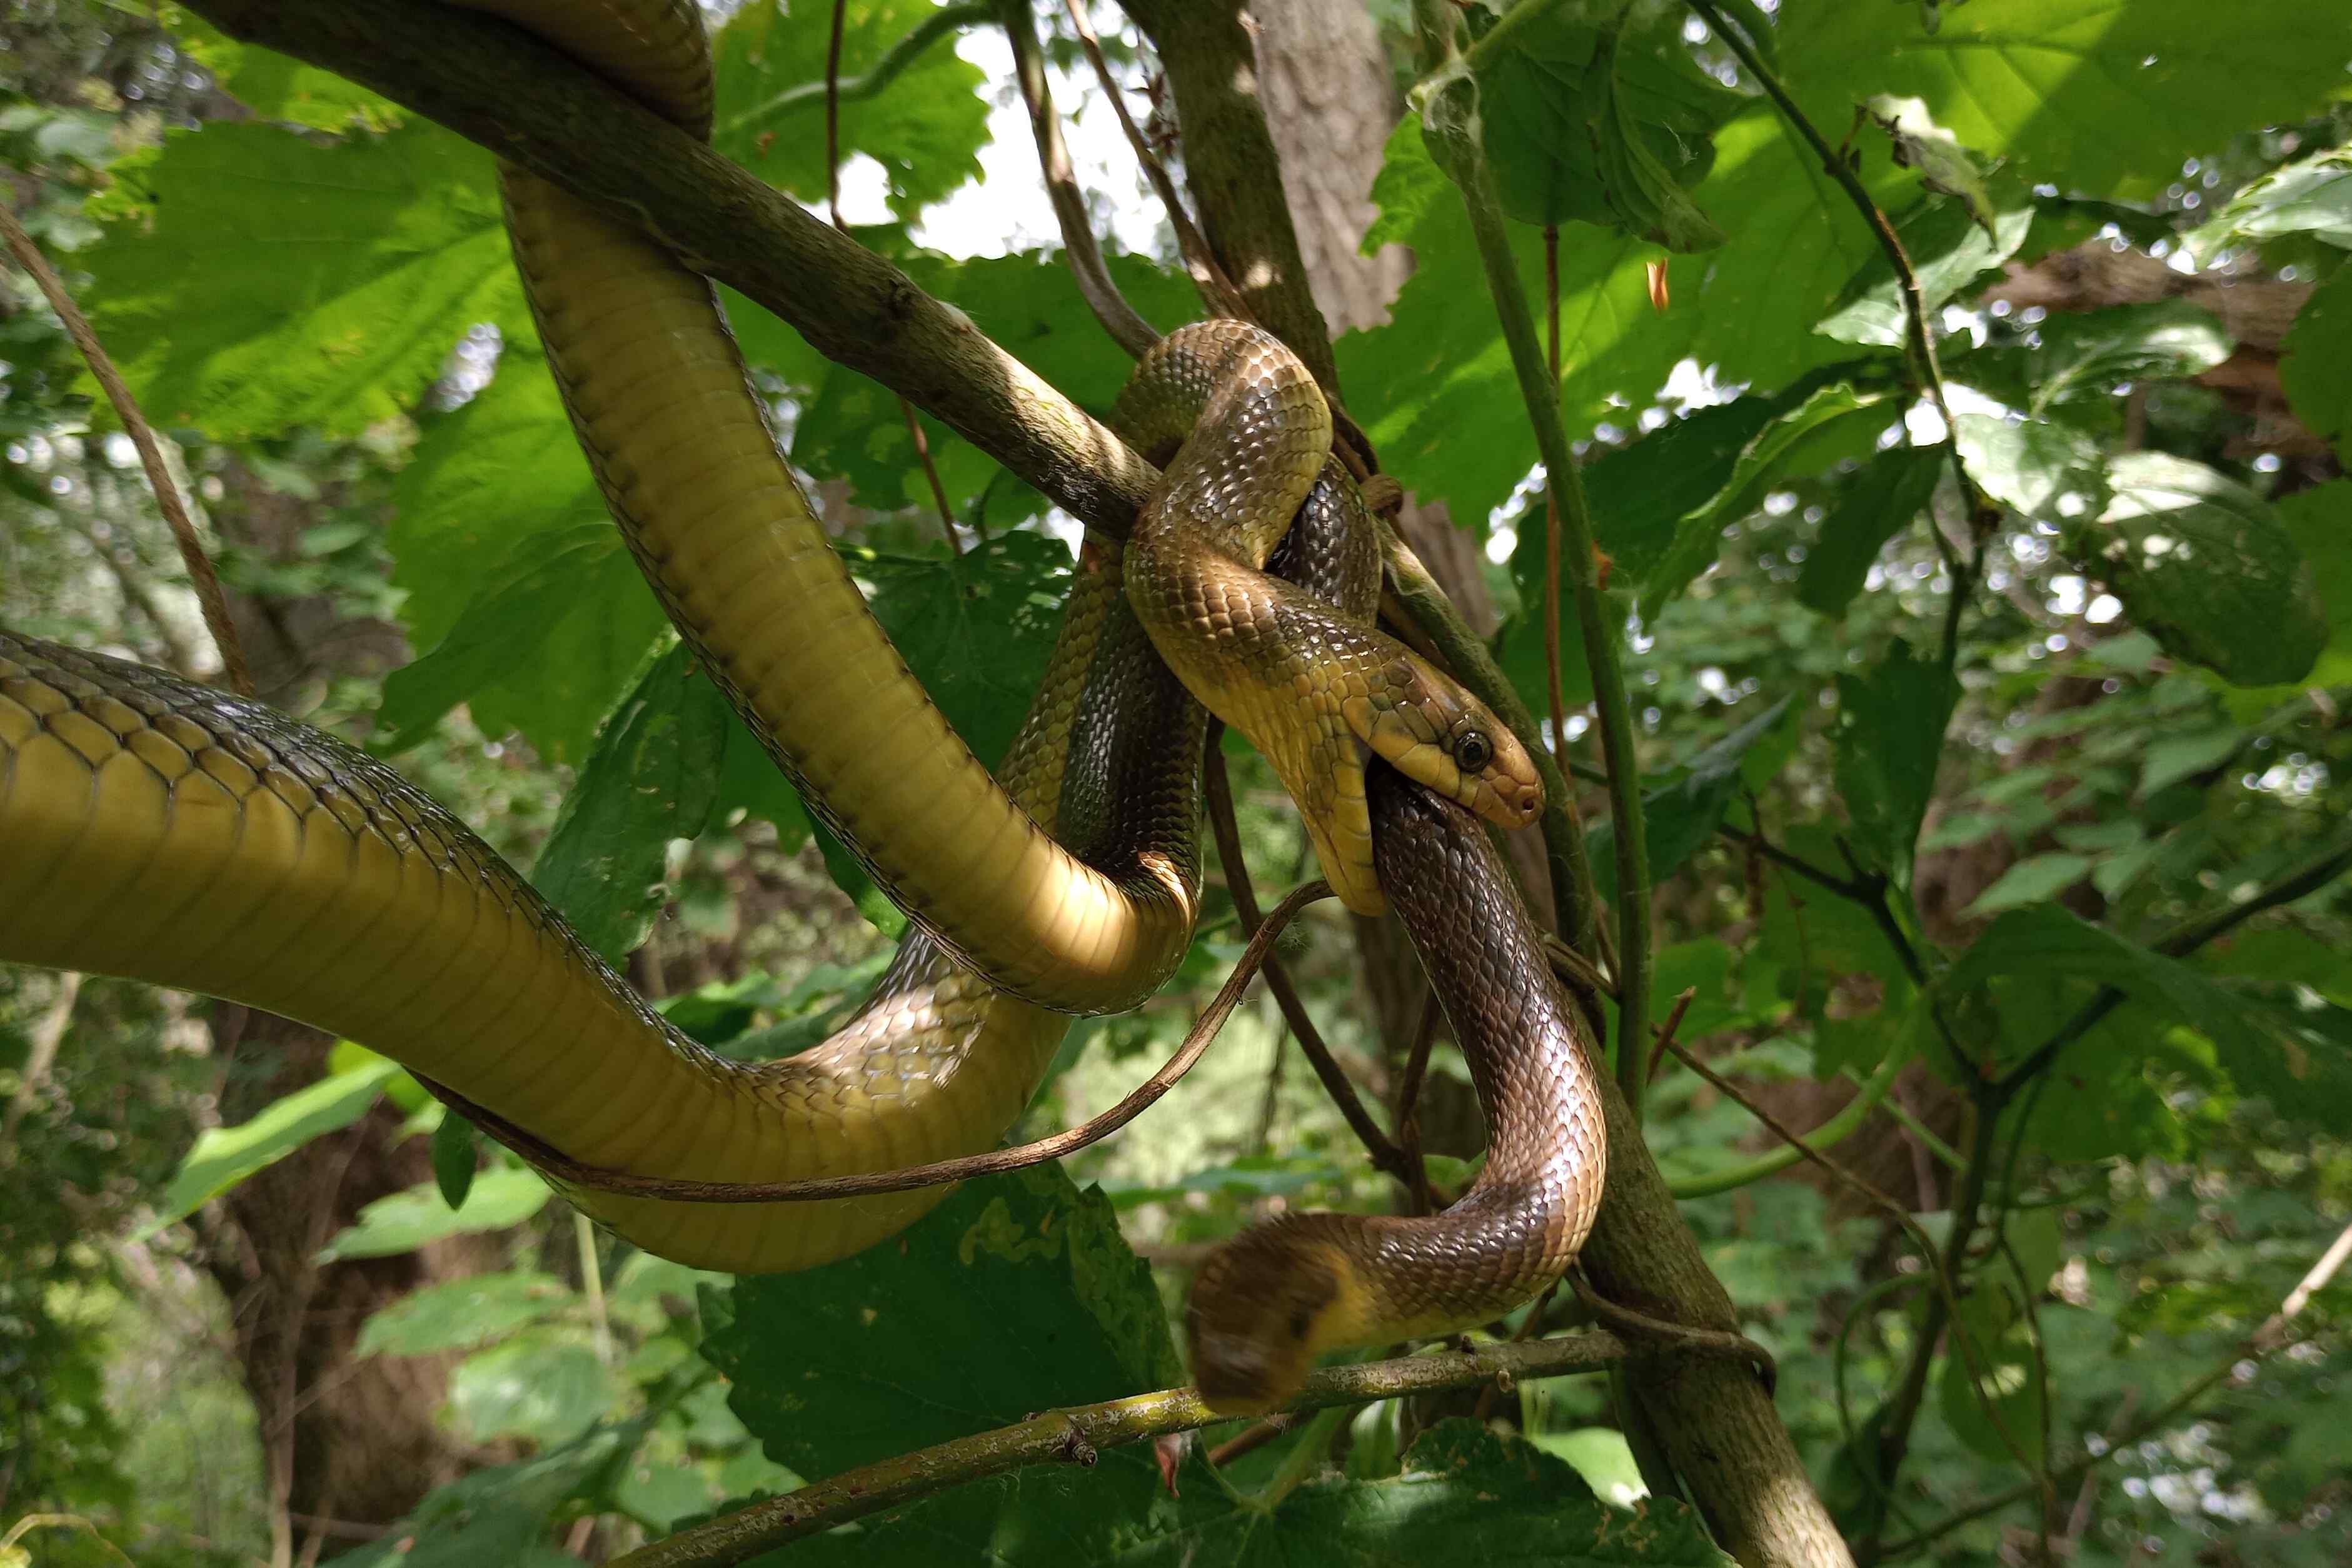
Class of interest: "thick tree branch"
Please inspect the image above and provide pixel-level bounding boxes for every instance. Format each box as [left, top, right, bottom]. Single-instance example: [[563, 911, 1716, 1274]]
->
[[608, 1332, 1626, 1568], [179, 0, 1162, 538]]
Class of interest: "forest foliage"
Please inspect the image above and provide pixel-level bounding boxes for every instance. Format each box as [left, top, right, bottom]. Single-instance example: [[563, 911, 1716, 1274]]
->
[[3, 1, 2351, 1564]]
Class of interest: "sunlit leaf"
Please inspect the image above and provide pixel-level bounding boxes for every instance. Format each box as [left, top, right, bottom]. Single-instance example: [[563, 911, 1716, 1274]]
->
[[145, 1058, 397, 1230]]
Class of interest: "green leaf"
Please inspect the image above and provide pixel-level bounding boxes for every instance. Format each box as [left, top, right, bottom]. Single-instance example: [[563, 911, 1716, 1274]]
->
[[374, 524, 667, 766], [1832, 641, 1957, 887], [388, 337, 603, 650], [1644, 383, 1890, 615], [356, 1270, 569, 1359], [1939, 1290, 2043, 1467], [1863, 95, 2003, 234], [1475, 5, 1737, 248], [1786, 0, 2352, 204], [2281, 264, 2352, 461], [1797, 445, 1947, 616], [1945, 904, 2278, 1068], [778, 1419, 1732, 1567], [144, 1058, 397, 1230], [1588, 696, 1794, 903], [81, 120, 522, 436], [703, 1165, 1180, 1477], [1816, 202, 2031, 348], [531, 643, 727, 963], [710, 0, 988, 220], [2093, 453, 2325, 687], [316, 1167, 552, 1263], [1961, 853, 2093, 918], [1952, 411, 2109, 525], [1563, 398, 1784, 591], [448, 1329, 620, 1447], [430, 1109, 478, 1211], [2018, 301, 2235, 416], [855, 530, 1074, 772], [159, 4, 403, 131], [2190, 148, 2352, 257], [2138, 728, 2244, 797]]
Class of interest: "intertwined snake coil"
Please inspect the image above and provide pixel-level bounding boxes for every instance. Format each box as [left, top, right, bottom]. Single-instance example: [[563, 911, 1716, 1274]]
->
[[0, 0, 1605, 1415]]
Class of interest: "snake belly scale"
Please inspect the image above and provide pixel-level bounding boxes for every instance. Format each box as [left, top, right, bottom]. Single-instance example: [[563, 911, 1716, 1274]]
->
[[0, 0, 1605, 1411]]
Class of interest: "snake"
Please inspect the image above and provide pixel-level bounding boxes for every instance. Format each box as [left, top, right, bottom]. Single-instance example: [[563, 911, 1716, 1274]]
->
[[0, 0, 1604, 1414]]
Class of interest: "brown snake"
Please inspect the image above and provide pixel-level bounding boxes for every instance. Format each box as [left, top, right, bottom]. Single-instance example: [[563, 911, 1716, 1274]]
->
[[0, 0, 1606, 1415]]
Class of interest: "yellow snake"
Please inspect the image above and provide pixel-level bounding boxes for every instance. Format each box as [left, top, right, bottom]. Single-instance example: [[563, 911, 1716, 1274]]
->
[[0, 0, 1602, 1414]]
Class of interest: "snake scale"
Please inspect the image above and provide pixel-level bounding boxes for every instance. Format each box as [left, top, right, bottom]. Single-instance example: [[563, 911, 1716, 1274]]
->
[[0, 0, 1605, 1415]]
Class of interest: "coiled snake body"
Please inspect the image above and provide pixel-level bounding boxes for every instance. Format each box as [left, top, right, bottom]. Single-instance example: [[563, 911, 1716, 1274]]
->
[[0, 0, 1603, 1414]]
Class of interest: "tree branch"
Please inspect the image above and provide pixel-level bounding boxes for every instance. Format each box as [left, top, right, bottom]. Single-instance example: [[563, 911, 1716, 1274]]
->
[[608, 1332, 1626, 1568], [179, 0, 1163, 539]]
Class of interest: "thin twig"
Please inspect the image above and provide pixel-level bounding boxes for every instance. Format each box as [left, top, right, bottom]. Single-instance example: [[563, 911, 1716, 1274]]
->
[[606, 1331, 1626, 1568], [0, 204, 251, 695], [1570, 1275, 1777, 1389], [1539, 223, 1574, 782], [1057, 0, 1250, 321], [1642, 987, 1697, 1085], [1204, 740, 1419, 1190], [1204, 1412, 1294, 1468], [999, 0, 1160, 356], [1392, 989, 1444, 1213], [434, 882, 1332, 1204]]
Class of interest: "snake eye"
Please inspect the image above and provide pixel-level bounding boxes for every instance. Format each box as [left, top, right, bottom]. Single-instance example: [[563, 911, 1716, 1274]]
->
[[1455, 728, 1494, 773]]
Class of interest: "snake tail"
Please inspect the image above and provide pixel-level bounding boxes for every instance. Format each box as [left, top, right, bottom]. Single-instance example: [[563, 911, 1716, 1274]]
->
[[1184, 765, 1607, 1415]]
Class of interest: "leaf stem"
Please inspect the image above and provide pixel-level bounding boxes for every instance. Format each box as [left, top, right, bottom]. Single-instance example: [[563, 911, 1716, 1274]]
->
[[605, 1332, 1626, 1568], [1681, 0, 1978, 663], [1429, 123, 1652, 1120], [0, 203, 252, 696]]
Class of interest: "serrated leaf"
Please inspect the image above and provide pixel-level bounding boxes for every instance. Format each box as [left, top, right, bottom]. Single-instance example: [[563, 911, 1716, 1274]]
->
[[1961, 853, 2093, 918], [1788, 0, 2352, 204], [81, 120, 523, 436], [374, 523, 667, 766], [389, 338, 603, 648], [2093, 452, 2324, 687], [356, 1270, 568, 1359], [144, 1058, 397, 1232], [448, 1330, 620, 1447], [710, 0, 989, 220], [1952, 410, 2109, 525], [431, 1108, 478, 1211], [316, 1167, 551, 1263], [2281, 264, 2352, 462], [1832, 641, 1957, 888], [1798, 445, 1947, 616], [531, 642, 726, 963], [1475, 5, 1738, 248], [159, 4, 403, 131], [704, 1165, 1179, 1477]]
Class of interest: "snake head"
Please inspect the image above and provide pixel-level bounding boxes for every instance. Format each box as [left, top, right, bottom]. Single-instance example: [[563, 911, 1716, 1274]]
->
[[1354, 655, 1544, 830]]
